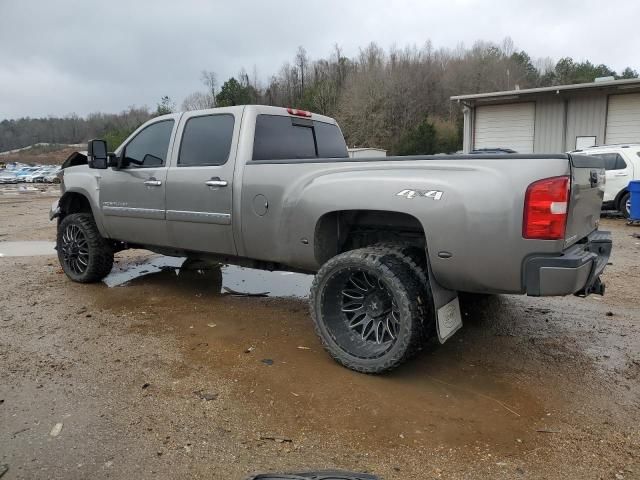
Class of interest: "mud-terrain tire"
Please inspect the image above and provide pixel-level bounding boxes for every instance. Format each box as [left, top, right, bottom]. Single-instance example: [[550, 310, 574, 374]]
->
[[371, 243, 436, 336], [619, 191, 631, 219], [57, 213, 113, 283], [310, 247, 426, 373]]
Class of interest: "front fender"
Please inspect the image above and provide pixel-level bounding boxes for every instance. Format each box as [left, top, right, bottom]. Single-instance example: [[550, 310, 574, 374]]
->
[[58, 186, 107, 237]]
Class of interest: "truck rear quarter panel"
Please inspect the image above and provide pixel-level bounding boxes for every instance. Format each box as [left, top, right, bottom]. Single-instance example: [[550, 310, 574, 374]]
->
[[240, 155, 573, 294]]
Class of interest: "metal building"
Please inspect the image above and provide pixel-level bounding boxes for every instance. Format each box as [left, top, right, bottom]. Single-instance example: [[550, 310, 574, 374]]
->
[[451, 78, 640, 153]]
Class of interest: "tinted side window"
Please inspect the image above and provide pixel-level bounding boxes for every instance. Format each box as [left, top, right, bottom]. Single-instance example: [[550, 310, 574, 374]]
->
[[178, 114, 235, 166], [616, 155, 627, 169], [253, 115, 316, 160], [315, 121, 348, 158], [124, 120, 174, 167], [592, 153, 627, 170]]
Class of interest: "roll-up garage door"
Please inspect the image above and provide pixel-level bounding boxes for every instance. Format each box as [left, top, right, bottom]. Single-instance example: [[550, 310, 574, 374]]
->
[[474, 103, 535, 153], [606, 93, 640, 144]]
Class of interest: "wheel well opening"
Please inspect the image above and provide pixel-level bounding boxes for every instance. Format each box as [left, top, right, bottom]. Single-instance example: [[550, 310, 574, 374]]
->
[[59, 193, 92, 219], [617, 189, 629, 203], [314, 210, 426, 265]]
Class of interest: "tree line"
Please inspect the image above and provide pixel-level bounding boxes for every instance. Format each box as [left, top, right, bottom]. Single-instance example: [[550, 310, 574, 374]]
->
[[1, 38, 637, 155]]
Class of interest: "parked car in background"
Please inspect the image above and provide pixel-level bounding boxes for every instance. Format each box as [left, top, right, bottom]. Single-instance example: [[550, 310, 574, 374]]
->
[[42, 168, 62, 183], [15, 167, 41, 182], [571, 144, 640, 218], [24, 167, 50, 183], [0, 165, 62, 184], [0, 171, 18, 184], [33, 166, 61, 183]]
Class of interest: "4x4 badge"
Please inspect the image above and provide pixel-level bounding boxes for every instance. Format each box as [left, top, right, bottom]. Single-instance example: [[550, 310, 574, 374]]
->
[[396, 189, 443, 200]]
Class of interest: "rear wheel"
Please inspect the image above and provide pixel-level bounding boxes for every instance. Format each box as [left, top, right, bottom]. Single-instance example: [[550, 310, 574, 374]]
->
[[619, 191, 631, 219], [371, 243, 436, 337], [310, 247, 427, 373], [57, 213, 114, 283]]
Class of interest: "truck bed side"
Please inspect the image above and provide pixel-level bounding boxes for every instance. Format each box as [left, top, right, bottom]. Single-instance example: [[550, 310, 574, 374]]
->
[[238, 154, 587, 294]]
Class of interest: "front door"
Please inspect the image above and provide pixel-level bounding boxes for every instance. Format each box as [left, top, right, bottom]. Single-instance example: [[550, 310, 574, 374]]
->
[[165, 110, 238, 254], [99, 117, 178, 246]]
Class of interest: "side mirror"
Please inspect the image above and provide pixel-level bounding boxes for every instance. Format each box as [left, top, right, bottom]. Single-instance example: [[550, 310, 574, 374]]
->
[[107, 153, 119, 168], [88, 139, 108, 169]]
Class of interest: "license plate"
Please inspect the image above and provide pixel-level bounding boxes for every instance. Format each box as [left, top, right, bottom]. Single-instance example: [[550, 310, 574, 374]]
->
[[436, 296, 462, 343]]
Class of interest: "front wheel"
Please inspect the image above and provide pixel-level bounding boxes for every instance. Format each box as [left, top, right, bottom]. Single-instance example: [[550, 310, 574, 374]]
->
[[57, 213, 114, 283], [310, 247, 426, 373]]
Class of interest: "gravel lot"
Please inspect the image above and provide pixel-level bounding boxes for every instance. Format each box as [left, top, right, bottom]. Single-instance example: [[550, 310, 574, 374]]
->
[[1, 187, 639, 479]]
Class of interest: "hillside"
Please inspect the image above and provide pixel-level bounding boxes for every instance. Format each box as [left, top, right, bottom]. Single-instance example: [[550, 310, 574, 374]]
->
[[0, 144, 80, 166]]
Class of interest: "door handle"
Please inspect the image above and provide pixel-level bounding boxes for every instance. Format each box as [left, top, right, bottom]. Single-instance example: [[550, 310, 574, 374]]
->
[[205, 177, 228, 187], [613, 172, 628, 177], [144, 178, 162, 187]]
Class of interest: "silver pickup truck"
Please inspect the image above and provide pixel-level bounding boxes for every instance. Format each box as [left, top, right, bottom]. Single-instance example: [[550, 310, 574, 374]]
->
[[51, 105, 612, 373]]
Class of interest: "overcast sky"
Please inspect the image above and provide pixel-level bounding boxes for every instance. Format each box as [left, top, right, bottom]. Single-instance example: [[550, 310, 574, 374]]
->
[[1, 0, 639, 120]]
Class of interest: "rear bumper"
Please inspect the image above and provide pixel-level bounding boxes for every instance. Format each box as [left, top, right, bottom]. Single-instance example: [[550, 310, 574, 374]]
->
[[524, 230, 612, 297]]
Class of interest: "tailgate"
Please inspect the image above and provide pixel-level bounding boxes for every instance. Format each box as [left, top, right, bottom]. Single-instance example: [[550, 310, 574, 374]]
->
[[565, 154, 606, 247]]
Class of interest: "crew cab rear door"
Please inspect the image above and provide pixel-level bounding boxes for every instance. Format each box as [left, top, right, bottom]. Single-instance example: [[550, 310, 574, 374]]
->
[[165, 108, 240, 254]]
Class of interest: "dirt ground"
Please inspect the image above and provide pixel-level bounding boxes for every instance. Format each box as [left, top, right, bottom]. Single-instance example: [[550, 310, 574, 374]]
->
[[1, 188, 639, 480]]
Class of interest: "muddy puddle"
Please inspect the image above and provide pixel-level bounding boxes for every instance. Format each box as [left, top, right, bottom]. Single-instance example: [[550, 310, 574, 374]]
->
[[91, 258, 549, 455], [0, 240, 56, 257], [104, 255, 313, 297]]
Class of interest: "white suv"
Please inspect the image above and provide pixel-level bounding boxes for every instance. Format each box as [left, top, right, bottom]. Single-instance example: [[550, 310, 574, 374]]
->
[[572, 144, 640, 218]]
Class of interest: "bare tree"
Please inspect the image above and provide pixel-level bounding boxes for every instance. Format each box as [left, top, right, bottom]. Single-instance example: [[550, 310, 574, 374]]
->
[[181, 91, 215, 111], [251, 64, 260, 91], [295, 46, 309, 99], [200, 70, 218, 106]]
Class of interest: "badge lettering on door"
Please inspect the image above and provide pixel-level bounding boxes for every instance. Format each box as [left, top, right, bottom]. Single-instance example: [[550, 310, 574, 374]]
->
[[396, 189, 444, 200]]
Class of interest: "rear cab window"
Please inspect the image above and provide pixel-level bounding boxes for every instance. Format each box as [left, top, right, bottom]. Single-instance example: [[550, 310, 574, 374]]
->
[[252, 114, 347, 161]]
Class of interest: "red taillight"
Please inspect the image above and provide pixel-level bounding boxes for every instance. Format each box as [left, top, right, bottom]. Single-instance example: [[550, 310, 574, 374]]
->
[[286, 107, 312, 117], [523, 176, 570, 240]]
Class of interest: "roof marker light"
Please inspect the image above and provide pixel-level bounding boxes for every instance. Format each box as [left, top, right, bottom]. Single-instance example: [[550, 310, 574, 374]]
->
[[286, 107, 312, 117]]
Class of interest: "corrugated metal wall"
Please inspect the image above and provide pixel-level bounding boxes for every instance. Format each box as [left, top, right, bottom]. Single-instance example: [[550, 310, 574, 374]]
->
[[564, 95, 607, 151], [533, 99, 565, 153], [463, 92, 616, 154]]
